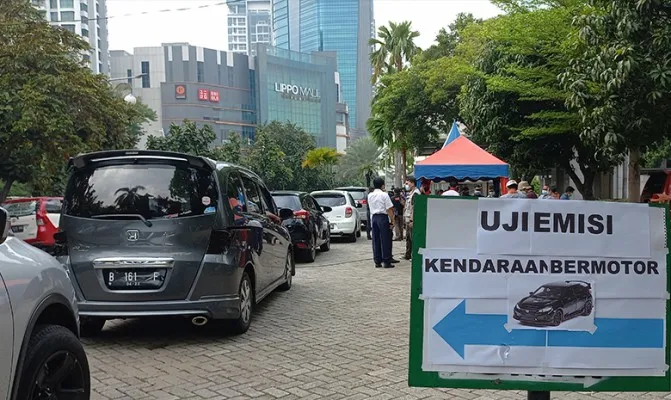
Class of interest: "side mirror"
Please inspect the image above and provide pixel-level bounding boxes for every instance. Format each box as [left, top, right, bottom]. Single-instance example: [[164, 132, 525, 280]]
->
[[355, 203, 363, 208], [0, 207, 9, 244], [321, 206, 332, 213], [278, 208, 294, 220]]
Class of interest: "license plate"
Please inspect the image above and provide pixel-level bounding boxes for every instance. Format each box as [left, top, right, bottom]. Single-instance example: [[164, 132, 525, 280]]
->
[[11, 225, 24, 233], [104, 269, 167, 290]]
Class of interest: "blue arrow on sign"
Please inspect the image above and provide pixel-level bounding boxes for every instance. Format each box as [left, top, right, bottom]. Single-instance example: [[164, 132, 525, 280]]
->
[[433, 300, 665, 359], [432, 300, 546, 358]]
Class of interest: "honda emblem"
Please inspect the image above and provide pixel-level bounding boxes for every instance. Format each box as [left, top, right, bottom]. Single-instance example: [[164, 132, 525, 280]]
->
[[126, 230, 140, 242]]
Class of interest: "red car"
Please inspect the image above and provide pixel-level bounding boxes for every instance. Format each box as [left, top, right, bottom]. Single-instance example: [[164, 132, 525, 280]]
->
[[1, 197, 62, 250]]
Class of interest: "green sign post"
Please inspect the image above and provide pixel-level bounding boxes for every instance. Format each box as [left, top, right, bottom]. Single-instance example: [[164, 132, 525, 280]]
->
[[408, 195, 671, 394]]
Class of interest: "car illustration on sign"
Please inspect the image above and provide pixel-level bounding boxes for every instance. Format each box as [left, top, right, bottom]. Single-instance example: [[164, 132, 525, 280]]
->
[[513, 280, 593, 327]]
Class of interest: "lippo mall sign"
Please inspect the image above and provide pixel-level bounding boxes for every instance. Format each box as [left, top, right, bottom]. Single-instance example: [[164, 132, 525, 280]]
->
[[274, 82, 321, 102]]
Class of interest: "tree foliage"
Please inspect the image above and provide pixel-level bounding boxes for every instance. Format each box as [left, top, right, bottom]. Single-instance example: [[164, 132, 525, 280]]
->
[[561, 0, 671, 200], [0, 0, 154, 201], [369, 21, 420, 84], [420, 13, 482, 61], [338, 137, 384, 186], [147, 121, 217, 156]]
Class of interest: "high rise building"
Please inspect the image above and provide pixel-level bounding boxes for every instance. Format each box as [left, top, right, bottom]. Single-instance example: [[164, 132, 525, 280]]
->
[[227, 0, 272, 56], [272, 0, 374, 139], [33, 0, 110, 74]]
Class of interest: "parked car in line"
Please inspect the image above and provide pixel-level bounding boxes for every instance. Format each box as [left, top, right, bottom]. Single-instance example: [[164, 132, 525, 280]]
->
[[513, 280, 593, 327], [1, 197, 62, 251], [0, 207, 91, 400], [271, 191, 331, 262], [311, 190, 361, 242], [55, 150, 294, 336], [335, 187, 369, 229]]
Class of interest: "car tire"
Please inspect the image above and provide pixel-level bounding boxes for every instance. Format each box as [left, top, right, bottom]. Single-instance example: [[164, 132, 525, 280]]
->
[[278, 251, 294, 291], [16, 324, 90, 400], [348, 230, 357, 243], [301, 235, 317, 263], [356, 223, 361, 238], [79, 317, 106, 337], [229, 272, 254, 334], [552, 310, 563, 326], [582, 299, 593, 316], [319, 234, 330, 252]]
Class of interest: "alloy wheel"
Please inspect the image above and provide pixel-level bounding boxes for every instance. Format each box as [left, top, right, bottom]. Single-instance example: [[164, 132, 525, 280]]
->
[[240, 279, 252, 324], [30, 351, 86, 400]]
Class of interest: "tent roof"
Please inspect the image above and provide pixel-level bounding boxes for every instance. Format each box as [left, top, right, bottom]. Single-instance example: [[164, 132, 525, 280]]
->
[[414, 135, 509, 181]]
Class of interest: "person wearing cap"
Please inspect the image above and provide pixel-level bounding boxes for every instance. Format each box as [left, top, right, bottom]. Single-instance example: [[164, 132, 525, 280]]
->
[[518, 181, 538, 199], [501, 180, 527, 198]]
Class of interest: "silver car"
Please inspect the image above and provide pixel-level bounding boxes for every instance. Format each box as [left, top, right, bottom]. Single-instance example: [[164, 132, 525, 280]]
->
[[0, 207, 90, 400]]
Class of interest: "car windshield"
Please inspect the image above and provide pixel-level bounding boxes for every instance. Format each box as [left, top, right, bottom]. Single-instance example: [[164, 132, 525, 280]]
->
[[313, 194, 346, 207], [63, 163, 218, 220], [2, 201, 38, 217], [532, 286, 564, 298], [272, 195, 301, 211]]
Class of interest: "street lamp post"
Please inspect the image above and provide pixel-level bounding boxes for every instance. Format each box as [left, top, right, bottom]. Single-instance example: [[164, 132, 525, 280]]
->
[[109, 73, 147, 104]]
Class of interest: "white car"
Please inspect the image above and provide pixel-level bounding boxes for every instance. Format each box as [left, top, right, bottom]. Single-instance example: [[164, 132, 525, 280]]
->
[[311, 190, 362, 242], [0, 206, 90, 399]]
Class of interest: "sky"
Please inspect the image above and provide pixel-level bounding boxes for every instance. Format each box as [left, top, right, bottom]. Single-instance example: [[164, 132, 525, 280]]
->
[[106, 0, 501, 54]]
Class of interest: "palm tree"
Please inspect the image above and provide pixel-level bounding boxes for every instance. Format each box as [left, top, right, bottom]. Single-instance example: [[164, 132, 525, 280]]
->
[[339, 137, 384, 187], [114, 185, 146, 210], [369, 21, 420, 84]]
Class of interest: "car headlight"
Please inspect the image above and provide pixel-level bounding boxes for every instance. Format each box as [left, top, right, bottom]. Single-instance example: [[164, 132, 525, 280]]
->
[[539, 307, 553, 313]]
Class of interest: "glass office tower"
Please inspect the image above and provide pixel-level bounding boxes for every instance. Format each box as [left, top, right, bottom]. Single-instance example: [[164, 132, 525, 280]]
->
[[272, 0, 373, 138]]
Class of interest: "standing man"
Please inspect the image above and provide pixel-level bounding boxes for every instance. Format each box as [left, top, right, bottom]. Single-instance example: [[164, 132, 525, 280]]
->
[[391, 188, 404, 241], [368, 177, 398, 268], [501, 180, 527, 198], [403, 175, 421, 260]]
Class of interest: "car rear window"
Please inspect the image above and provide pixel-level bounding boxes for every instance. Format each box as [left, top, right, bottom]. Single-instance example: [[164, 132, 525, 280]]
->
[[2, 201, 38, 217], [64, 163, 218, 220], [313, 194, 346, 207], [272, 195, 301, 211], [346, 190, 366, 200]]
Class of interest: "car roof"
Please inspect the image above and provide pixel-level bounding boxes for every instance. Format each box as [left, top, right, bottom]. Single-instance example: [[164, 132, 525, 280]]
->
[[271, 191, 306, 196], [214, 162, 264, 181], [312, 190, 348, 196], [2, 197, 62, 204], [544, 281, 588, 288], [70, 149, 215, 171], [335, 187, 367, 191]]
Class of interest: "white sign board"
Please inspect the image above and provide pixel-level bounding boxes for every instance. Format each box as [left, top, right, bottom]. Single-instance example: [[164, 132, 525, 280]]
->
[[421, 198, 668, 377], [476, 198, 651, 258]]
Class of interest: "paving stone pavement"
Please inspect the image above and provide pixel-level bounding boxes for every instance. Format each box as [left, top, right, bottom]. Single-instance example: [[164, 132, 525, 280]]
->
[[85, 239, 670, 400]]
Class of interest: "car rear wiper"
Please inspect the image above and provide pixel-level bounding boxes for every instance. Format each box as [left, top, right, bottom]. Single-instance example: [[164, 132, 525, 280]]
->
[[91, 214, 153, 227]]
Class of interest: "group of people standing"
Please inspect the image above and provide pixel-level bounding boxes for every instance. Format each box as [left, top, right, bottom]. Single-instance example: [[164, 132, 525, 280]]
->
[[366, 175, 422, 269]]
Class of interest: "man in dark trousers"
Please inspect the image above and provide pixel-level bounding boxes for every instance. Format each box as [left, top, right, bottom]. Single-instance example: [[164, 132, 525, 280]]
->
[[366, 186, 374, 239], [367, 177, 398, 268]]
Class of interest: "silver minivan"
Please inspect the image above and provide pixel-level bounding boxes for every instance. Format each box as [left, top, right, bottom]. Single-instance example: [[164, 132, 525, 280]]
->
[[55, 150, 295, 336]]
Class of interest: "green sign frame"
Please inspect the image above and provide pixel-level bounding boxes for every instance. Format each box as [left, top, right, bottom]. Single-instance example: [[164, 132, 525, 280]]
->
[[408, 195, 671, 391]]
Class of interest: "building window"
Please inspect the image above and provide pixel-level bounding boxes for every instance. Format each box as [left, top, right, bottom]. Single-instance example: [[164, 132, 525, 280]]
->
[[98, 63, 103, 73], [197, 61, 204, 83], [126, 69, 132, 85], [141, 61, 150, 88], [59, 0, 74, 8], [81, 16, 88, 24], [228, 68, 234, 86], [81, 28, 89, 37], [60, 11, 75, 21], [61, 24, 75, 32], [83, 54, 90, 63], [80, 2, 87, 11], [50, 11, 58, 21], [49, 0, 57, 7]]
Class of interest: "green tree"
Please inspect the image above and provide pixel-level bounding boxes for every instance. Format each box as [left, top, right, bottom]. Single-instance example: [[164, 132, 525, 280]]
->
[[146, 120, 216, 156], [210, 132, 245, 164], [421, 13, 482, 61], [339, 137, 384, 187], [0, 0, 153, 201], [302, 147, 341, 169], [562, 0, 671, 201], [369, 21, 420, 84], [246, 128, 292, 190]]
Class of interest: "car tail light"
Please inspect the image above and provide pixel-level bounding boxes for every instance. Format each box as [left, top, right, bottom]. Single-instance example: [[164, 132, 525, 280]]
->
[[206, 230, 231, 254], [294, 210, 309, 220], [345, 207, 353, 218]]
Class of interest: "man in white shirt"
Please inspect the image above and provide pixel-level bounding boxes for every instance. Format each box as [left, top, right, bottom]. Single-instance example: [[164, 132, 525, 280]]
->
[[442, 180, 460, 196], [367, 177, 398, 268], [500, 180, 528, 198], [403, 175, 421, 260]]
